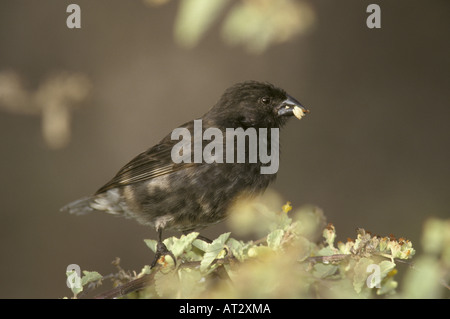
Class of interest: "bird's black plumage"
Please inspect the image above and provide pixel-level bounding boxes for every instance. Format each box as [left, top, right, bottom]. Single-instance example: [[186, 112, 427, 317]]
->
[[62, 81, 308, 238]]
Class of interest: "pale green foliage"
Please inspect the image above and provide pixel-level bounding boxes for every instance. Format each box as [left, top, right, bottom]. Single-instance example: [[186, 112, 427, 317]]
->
[[399, 218, 450, 298], [64, 193, 450, 299], [0, 71, 91, 149], [221, 0, 314, 53], [66, 270, 102, 298], [173, 0, 230, 48], [145, 0, 315, 54]]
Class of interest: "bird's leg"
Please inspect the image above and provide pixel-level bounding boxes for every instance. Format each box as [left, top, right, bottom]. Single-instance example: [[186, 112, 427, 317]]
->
[[151, 228, 176, 269], [182, 230, 212, 243], [196, 234, 213, 244]]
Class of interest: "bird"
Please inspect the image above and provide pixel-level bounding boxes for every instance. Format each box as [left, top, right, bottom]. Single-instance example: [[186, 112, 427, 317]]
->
[[61, 81, 309, 266]]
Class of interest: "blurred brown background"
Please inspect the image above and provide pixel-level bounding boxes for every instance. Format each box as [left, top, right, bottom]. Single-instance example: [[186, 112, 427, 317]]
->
[[0, 0, 448, 298]]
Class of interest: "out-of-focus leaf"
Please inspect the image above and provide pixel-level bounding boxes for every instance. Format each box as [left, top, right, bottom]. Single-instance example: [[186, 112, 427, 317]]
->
[[221, 0, 315, 54], [421, 218, 448, 256], [401, 256, 444, 298], [353, 258, 375, 293], [227, 190, 284, 236], [174, 0, 230, 48], [0, 71, 91, 149], [377, 275, 397, 295], [143, 0, 171, 6], [293, 205, 327, 242], [295, 235, 311, 262], [248, 245, 273, 259], [178, 268, 206, 297], [154, 269, 179, 297]]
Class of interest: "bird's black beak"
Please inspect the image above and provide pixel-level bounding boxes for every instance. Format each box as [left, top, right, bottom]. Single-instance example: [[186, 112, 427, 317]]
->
[[277, 95, 309, 120]]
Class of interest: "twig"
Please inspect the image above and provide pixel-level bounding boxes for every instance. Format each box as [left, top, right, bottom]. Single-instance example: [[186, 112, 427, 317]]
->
[[94, 268, 159, 299], [306, 254, 350, 264], [93, 255, 237, 299]]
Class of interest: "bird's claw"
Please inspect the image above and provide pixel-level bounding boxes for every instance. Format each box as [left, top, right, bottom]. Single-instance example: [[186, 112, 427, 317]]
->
[[151, 241, 176, 269]]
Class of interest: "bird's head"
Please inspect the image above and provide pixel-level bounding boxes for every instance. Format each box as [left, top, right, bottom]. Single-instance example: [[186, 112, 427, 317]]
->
[[205, 81, 309, 128]]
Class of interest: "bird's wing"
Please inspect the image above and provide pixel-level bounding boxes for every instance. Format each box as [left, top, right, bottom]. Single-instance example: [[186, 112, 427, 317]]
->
[[95, 122, 197, 195]]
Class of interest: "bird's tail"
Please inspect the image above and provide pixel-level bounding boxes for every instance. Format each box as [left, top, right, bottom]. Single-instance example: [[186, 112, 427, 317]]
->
[[60, 196, 96, 215]]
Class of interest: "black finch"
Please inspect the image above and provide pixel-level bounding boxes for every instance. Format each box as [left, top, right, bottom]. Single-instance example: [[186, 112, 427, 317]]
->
[[61, 81, 309, 264]]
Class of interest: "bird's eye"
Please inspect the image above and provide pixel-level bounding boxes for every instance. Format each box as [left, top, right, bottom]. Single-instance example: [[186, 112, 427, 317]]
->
[[261, 97, 271, 104]]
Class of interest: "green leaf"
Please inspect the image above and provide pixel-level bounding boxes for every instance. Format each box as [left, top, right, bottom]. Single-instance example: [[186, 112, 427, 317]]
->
[[378, 260, 396, 280], [81, 271, 103, 286], [144, 232, 199, 260], [192, 237, 210, 252], [136, 265, 152, 278], [164, 232, 199, 258], [267, 229, 284, 250], [66, 270, 83, 297], [273, 212, 292, 231], [316, 246, 335, 257], [312, 263, 338, 279], [144, 239, 158, 253], [226, 238, 249, 262], [199, 232, 230, 272]]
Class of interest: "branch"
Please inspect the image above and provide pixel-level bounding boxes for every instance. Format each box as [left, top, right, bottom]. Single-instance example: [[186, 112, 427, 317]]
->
[[93, 256, 237, 299]]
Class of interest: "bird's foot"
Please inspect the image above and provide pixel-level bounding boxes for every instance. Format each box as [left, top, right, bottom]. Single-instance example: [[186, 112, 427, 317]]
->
[[151, 241, 177, 269]]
